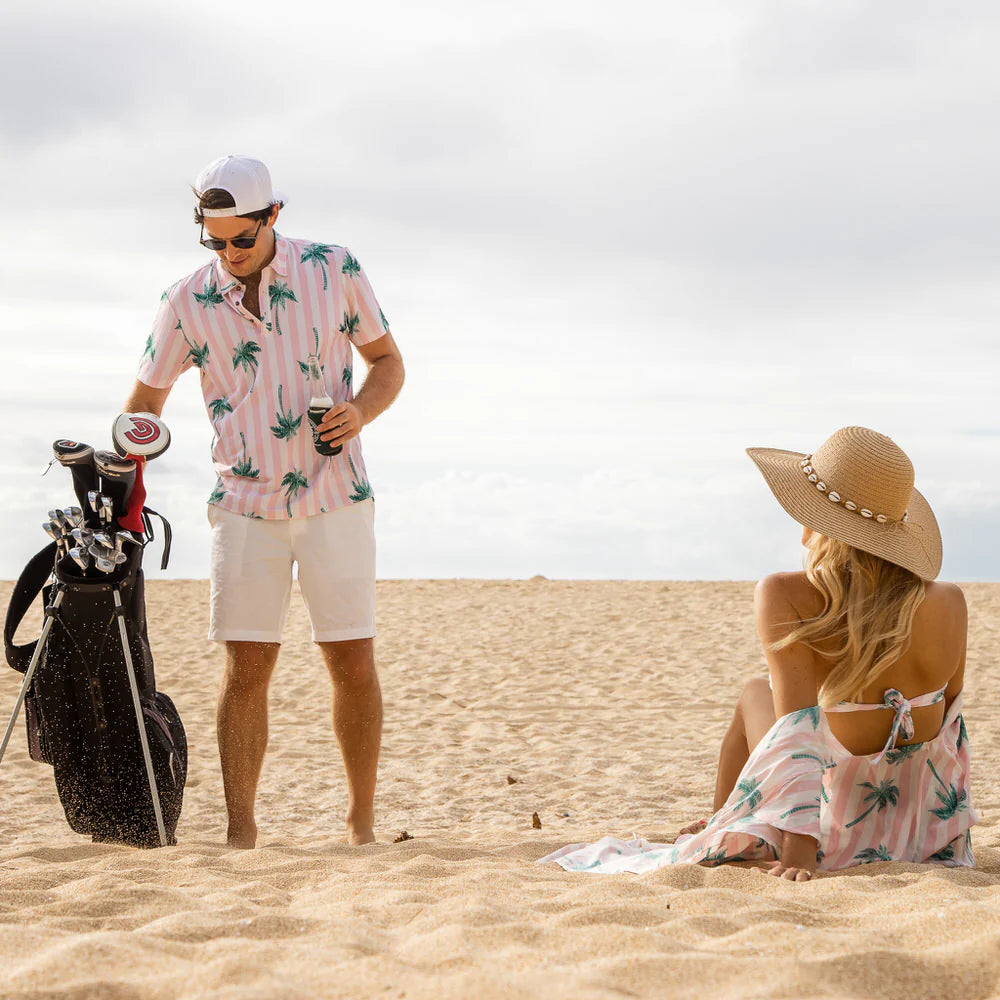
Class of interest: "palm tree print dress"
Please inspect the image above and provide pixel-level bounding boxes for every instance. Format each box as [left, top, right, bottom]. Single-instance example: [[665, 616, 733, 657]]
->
[[540, 687, 976, 873]]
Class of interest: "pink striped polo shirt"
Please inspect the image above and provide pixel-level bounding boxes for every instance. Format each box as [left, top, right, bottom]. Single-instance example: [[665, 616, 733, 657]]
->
[[137, 234, 390, 519]]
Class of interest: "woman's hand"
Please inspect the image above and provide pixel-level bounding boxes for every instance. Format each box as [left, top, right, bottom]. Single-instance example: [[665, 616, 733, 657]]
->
[[765, 830, 820, 881], [676, 818, 708, 838], [763, 860, 815, 881]]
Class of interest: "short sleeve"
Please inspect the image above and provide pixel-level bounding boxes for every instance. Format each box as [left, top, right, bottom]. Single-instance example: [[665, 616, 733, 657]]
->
[[341, 249, 391, 348], [138, 295, 195, 388]]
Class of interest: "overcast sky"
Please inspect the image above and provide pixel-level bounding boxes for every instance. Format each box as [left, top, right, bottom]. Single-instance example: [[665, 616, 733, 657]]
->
[[1, 0, 997, 581]]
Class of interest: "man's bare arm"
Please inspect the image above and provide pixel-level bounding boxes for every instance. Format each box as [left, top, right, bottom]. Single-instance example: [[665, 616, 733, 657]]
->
[[317, 332, 405, 449], [123, 380, 173, 418]]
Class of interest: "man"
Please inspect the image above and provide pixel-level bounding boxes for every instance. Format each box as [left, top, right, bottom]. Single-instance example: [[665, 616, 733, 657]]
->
[[125, 154, 404, 848]]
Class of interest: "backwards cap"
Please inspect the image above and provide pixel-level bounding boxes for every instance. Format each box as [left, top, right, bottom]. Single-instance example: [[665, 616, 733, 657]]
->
[[195, 155, 287, 218]]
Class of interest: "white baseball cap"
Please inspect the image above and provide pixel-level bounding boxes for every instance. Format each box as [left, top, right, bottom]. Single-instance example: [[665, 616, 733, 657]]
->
[[194, 154, 287, 218]]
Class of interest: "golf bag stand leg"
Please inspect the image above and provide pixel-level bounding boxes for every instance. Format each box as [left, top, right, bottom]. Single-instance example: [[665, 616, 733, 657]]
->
[[113, 587, 168, 847], [0, 587, 65, 768]]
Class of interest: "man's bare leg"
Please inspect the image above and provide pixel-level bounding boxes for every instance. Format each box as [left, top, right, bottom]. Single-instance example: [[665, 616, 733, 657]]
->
[[217, 640, 280, 848], [318, 638, 382, 845], [678, 676, 776, 836]]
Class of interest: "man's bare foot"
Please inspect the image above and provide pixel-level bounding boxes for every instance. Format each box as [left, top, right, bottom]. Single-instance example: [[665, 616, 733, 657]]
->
[[346, 807, 376, 845], [676, 818, 708, 838], [347, 822, 375, 845], [226, 819, 257, 849]]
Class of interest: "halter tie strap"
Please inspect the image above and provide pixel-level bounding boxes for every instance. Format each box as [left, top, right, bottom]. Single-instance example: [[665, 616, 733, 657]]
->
[[825, 685, 946, 761], [880, 688, 914, 751]]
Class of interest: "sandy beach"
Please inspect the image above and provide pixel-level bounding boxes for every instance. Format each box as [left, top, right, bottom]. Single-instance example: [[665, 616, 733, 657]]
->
[[1, 578, 999, 1000]]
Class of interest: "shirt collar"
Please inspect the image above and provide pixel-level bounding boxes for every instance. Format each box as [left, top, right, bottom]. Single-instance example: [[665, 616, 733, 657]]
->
[[270, 232, 290, 277], [212, 230, 289, 292]]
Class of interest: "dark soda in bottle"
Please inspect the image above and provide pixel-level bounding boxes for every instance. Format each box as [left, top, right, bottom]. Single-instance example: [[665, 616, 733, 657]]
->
[[306, 355, 342, 456]]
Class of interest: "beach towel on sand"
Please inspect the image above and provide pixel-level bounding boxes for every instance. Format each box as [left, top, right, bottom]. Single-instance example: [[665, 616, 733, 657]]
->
[[540, 692, 976, 874]]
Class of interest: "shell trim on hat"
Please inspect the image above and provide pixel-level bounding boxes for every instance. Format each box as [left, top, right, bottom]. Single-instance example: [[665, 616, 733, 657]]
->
[[799, 455, 909, 526], [745, 427, 943, 581]]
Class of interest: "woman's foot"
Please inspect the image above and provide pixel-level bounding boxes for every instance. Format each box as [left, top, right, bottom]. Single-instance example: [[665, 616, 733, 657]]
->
[[676, 818, 708, 838]]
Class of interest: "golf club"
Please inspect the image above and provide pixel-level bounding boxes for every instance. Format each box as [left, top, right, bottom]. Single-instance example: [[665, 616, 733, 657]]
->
[[95, 451, 137, 524], [52, 440, 99, 511], [63, 506, 85, 528], [68, 547, 91, 573], [71, 527, 95, 548], [94, 553, 115, 574], [116, 530, 141, 552]]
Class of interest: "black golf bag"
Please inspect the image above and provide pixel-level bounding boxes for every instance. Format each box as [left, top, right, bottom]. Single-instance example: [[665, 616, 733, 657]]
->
[[2, 510, 187, 848]]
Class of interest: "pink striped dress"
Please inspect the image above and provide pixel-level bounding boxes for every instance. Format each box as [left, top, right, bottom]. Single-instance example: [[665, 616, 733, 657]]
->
[[540, 688, 976, 873]]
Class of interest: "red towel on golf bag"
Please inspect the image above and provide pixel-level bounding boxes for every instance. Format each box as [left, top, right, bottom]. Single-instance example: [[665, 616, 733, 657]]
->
[[118, 455, 147, 534]]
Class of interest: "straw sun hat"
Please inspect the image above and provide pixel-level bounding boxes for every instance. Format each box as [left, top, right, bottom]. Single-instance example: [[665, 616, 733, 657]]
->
[[747, 426, 942, 580]]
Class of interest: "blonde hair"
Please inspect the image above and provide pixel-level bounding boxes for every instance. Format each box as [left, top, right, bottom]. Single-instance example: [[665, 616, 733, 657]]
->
[[772, 535, 926, 707]]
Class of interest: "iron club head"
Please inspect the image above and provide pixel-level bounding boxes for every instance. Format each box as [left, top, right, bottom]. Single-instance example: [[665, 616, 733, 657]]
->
[[115, 530, 141, 553], [94, 554, 115, 574], [69, 547, 91, 572]]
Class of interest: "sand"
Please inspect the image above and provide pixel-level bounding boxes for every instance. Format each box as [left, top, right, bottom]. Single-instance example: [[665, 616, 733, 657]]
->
[[1, 579, 999, 1000]]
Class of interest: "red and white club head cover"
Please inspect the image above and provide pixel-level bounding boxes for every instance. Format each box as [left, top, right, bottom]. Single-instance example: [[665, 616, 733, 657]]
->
[[112, 412, 171, 460]]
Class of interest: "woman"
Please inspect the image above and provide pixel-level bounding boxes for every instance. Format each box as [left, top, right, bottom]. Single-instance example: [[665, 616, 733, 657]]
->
[[540, 426, 976, 881]]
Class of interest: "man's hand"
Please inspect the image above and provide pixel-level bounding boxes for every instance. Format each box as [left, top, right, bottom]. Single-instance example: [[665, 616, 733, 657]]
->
[[317, 401, 363, 449]]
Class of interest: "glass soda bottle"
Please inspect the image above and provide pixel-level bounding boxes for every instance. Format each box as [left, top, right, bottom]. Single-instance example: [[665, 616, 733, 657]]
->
[[306, 355, 342, 456]]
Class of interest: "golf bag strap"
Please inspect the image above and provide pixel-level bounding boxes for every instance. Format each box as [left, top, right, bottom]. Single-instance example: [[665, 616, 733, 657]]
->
[[142, 507, 172, 571], [4, 542, 58, 673]]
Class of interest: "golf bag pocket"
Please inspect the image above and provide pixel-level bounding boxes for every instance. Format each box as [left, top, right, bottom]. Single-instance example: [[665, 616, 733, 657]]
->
[[143, 692, 188, 832], [23, 689, 50, 764]]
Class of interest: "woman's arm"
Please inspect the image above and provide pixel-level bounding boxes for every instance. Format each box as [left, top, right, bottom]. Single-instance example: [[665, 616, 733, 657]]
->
[[754, 573, 820, 716], [755, 574, 823, 879], [939, 583, 968, 715]]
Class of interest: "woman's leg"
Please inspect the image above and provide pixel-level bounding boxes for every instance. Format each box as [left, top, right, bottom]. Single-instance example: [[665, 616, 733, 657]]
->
[[678, 676, 777, 837], [712, 676, 776, 811]]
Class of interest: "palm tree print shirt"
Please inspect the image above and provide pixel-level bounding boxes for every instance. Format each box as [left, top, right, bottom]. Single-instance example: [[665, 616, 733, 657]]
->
[[138, 236, 386, 519]]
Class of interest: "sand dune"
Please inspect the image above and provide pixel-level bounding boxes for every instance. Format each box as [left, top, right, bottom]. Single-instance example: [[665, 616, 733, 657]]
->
[[1, 580, 998, 999]]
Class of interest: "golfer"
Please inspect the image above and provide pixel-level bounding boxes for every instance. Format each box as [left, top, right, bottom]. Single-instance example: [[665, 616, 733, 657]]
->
[[124, 155, 403, 847]]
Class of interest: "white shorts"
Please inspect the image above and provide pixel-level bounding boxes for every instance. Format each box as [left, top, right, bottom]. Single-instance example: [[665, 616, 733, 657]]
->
[[207, 499, 375, 643]]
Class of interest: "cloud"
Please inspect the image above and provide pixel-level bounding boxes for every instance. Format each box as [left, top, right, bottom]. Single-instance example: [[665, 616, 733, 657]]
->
[[1, 1, 997, 582], [0, 6, 252, 144]]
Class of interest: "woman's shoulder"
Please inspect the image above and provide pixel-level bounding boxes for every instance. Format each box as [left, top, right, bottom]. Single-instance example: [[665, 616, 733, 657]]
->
[[914, 580, 967, 637], [752, 572, 826, 647], [754, 571, 824, 618], [922, 579, 966, 608]]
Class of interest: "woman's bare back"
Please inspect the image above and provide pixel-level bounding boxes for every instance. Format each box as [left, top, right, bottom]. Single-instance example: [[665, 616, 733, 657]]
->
[[766, 572, 968, 756]]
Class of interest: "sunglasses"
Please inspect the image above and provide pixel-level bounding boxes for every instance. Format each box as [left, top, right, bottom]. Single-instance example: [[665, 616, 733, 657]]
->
[[200, 218, 264, 252]]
